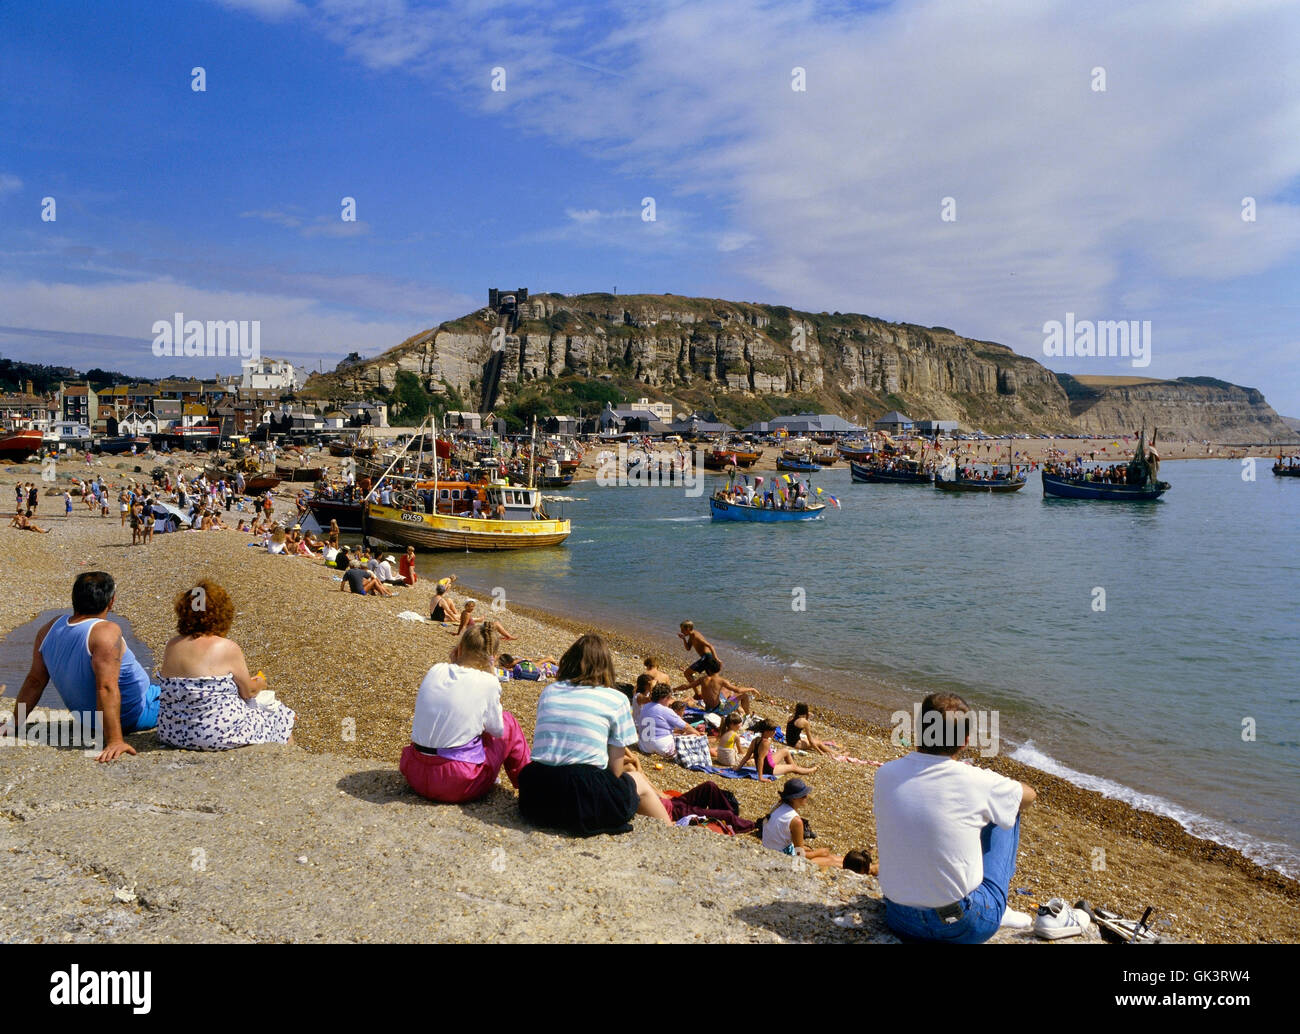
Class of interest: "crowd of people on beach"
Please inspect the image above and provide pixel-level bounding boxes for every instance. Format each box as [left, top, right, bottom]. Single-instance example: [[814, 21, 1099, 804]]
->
[[7, 461, 1056, 942]]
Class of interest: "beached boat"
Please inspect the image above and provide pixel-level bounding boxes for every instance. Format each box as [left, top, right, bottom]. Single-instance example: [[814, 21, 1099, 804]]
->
[[1041, 472, 1168, 500], [849, 459, 932, 484], [364, 483, 570, 551], [836, 440, 875, 461], [708, 494, 827, 522], [776, 457, 821, 473], [0, 429, 45, 461], [245, 473, 282, 493], [814, 449, 838, 466], [95, 435, 151, 455], [306, 496, 365, 532], [275, 463, 326, 482]]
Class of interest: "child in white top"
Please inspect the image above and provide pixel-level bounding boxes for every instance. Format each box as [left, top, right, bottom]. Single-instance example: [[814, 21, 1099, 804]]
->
[[760, 778, 842, 868]]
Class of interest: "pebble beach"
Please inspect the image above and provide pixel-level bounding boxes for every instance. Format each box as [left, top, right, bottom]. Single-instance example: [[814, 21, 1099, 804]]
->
[[2, 454, 1297, 944]]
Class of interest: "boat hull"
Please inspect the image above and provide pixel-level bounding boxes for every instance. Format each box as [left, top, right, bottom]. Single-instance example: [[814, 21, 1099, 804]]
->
[[709, 497, 826, 522], [935, 477, 1027, 493], [365, 503, 570, 551], [307, 498, 365, 532], [776, 459, 821, 473], [0, 430, 44, 460], [1042, 472, 1168, 500], [849, 461, 932, 484], [1272, 465, 1300, 478]]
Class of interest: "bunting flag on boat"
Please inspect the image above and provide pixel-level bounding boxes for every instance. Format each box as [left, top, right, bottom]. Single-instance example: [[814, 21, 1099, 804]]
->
[[781, 474, 792, 483]]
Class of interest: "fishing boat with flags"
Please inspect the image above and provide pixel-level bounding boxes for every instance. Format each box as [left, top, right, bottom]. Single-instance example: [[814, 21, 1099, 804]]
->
[[850, 457, 933, 484], [1041, 425, 1170, 500], [363, 417, 570, 551], [708, 469, 837, 522]]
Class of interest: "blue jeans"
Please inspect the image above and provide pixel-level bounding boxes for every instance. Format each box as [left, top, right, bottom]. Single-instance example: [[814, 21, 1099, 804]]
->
[[884, 815, 1021, 944]]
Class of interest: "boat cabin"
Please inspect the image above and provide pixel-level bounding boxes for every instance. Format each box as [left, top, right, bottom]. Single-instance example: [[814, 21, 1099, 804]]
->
[[486, 483, 541, 520]]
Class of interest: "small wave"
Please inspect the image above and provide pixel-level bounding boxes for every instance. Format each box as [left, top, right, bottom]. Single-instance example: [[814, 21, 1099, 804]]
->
[[1009, 741, 1299, 878], [656, 515, 711, 522]]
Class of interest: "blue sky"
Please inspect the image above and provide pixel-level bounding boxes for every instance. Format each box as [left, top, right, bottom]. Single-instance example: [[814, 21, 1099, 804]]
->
[[1, 0, 1298, 415]]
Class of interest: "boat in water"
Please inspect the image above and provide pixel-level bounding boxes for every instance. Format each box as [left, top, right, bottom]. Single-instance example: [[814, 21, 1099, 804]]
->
[[1041, 473, 1167, 500], [1272, 457, 1300, 478], [1041, 427, 1169, 500], [365, 482, 570, 551], [538, 459, 575, 488], [850, 459, 933, 484], [934, 456, 1027, 493], [0, 429, 44, 461], [709, 494, 827, 522]]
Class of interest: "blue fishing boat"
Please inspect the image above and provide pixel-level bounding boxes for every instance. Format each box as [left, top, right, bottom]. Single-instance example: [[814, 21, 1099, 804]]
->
[[1041, 472, 1168, 500], [850, 460, 932, 484], [776, 457, 821, 473], [1042, 426, 1169, 500], [709, 495, 826, 521]]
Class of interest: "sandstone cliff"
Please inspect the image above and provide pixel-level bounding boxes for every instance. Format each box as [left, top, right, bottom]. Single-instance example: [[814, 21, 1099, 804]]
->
[[1061, 375, 1294, 443], [305, 293, 1293, 441]]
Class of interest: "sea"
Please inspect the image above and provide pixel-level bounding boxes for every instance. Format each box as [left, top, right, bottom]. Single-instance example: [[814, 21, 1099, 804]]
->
[[427, 458, 1300, 878]]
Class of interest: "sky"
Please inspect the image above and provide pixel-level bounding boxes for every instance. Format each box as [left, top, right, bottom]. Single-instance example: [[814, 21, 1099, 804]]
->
[[1, 0, 1298, 414]]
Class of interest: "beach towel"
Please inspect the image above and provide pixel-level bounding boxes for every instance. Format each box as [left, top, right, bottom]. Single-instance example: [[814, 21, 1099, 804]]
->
[[396, 611, 426, 622], [674, 735, 712, 771], [680, 763, 773, 781], [833, 754, 882, 766]]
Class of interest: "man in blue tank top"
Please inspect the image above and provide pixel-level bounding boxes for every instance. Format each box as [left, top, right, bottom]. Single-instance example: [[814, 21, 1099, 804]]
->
[[7, 571, 160, 762]]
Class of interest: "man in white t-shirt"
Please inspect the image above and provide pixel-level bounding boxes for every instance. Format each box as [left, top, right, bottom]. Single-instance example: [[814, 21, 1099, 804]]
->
[[872, 692, 1036, 943]]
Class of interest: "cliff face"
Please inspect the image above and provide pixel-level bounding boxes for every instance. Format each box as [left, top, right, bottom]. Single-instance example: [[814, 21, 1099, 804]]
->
[[311, 293, 1073, 431], [306, 294, 1291, 440], [1063, 376, 1294, 443]]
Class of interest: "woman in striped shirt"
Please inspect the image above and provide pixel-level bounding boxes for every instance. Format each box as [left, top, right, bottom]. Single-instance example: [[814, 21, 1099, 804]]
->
[[518, 634, 671, 835]]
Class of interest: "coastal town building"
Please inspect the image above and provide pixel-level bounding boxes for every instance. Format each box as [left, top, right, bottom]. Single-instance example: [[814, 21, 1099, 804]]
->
[[742, 412, 862, 436], [444, 410, 483, 431], [342, 400, 388, 427], [873, 410, 914, 434], [117, 410, 159, 435], [0, 392, 50, 431], [241, 357, 303, 392], [915, 419, 960, 435], [58, 383, 98, 428]]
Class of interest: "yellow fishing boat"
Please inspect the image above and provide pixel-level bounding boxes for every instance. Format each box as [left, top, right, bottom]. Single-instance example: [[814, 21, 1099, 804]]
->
[[364, 482, 570, 551]]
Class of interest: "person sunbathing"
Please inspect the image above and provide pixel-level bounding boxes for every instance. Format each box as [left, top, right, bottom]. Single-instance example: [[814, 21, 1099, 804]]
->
[[429, 582, 460, 624], [736, 719, 816, 779], [785, 702, 832, 756], [13, 509, 51, 533], [454, 600, 516, 641]]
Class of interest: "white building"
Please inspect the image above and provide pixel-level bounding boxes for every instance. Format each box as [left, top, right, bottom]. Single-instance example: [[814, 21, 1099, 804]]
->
[[118, 411, 159, 435], [241, 357, 303, 392], [635, 397, 674, 423]]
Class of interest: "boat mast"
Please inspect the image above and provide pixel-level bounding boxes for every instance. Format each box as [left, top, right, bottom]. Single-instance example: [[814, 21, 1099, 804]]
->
[[528, 418, 537, 490]]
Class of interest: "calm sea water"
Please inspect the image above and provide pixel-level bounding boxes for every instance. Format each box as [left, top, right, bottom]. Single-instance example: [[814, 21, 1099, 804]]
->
[[424, 459, 1300, 876]]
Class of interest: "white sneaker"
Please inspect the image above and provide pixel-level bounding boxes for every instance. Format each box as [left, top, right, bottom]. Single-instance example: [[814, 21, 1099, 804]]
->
[[1034, 898, 1092, 940], [999, 908, 1033, 930]]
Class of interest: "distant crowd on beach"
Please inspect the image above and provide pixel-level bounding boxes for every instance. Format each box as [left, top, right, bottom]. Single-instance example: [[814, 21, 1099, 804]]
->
[[3, 564, 1084, 943]]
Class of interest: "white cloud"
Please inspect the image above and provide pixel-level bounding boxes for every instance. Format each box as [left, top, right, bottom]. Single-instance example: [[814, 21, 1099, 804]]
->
[[0, 277, 420, 374], [0, 173, 22, 196], [213, 0, 304, 20]]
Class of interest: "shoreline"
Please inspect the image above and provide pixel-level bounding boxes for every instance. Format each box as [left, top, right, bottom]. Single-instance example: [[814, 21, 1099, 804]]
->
[[2, 454, 1298, 942], [459, 580, 1300, 896]]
